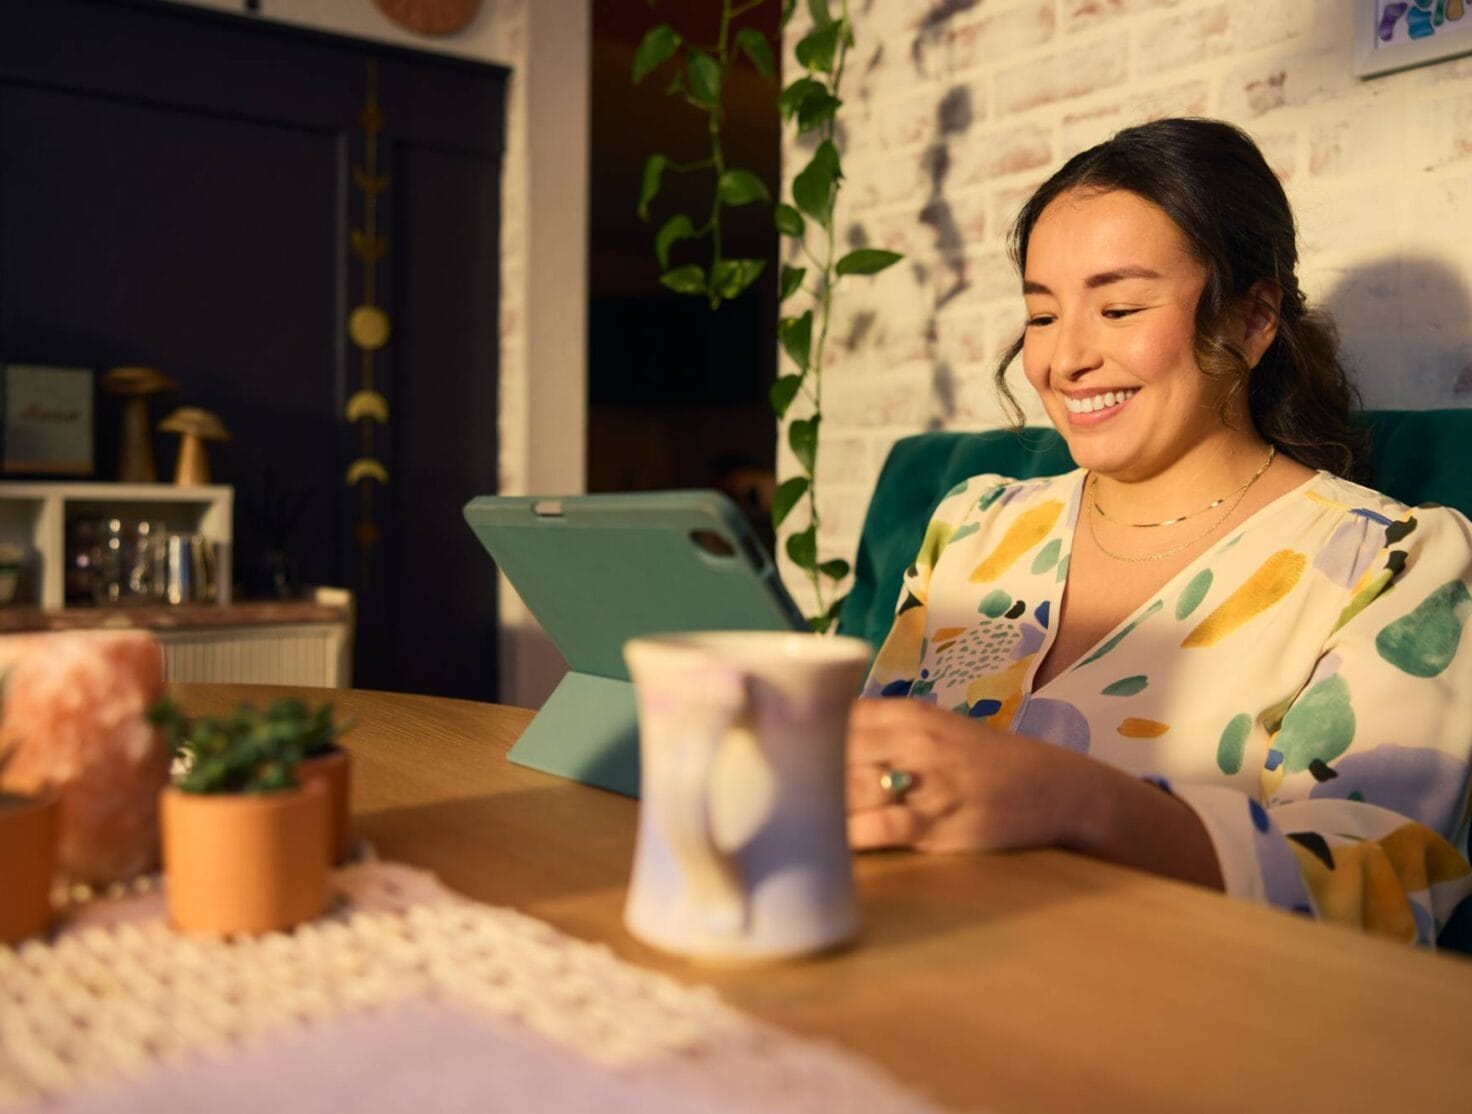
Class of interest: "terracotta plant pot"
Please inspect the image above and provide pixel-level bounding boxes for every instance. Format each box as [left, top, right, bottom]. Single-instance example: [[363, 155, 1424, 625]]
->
[[0, 789, 61, 945], [160, 781, 329, 936], [299, 745, 352, 865]]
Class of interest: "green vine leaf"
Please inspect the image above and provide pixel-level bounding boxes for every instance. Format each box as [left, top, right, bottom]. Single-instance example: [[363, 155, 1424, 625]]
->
[[806, 0, 834, 30], [786, 524, 818, 571], [771, 474, 808, 527], [710, 258, 766, 300], [655, 214, 696, 271], [660, 263, 707, 295], [638, 154, 668, 222], [779, 311, 813, 371], [782, 0, 799, 28], [774, 203, 805, 237], [770, 373, 804, 418], [777, 76, 819, 122], [819, 558, 851, 580], [718, 169, 771, 207], [686, 47, 722, 108], [788, 414, 820, 475], [779, 264, 806, 302], [796, 88, 842, 133], [836, 248, 903, 276], [665, 68, 686, 96], [734, 27, 775, 78], [796, 21, 843, 73], [808, 594, 846, 633], [792, 141, 841, 223], [633, 24, 681, 84]]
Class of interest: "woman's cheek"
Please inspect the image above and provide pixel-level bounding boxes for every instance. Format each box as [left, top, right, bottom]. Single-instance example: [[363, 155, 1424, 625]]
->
[[1020, 340, 1051, 393]]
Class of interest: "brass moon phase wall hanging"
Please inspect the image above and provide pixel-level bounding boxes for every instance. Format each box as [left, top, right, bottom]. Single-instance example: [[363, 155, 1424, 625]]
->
[[346, 62, 391, 560], [372, 0, 481, 36]]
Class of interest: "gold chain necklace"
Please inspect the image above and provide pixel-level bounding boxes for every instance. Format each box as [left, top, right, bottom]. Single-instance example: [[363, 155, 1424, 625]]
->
[[1091, 445, 1277, 527], [1086, 445, 1277, 563]]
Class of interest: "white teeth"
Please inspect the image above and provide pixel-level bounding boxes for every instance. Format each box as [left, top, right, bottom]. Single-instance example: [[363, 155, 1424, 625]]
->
[[1064, 389, 1135, 414]]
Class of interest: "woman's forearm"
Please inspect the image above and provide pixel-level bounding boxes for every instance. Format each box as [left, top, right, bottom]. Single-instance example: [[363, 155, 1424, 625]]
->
[[1056, 753, 1226, 891]]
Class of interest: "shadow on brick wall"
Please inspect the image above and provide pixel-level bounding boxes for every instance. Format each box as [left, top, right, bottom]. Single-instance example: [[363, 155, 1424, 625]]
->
[[1321, 256, 1472, 409]]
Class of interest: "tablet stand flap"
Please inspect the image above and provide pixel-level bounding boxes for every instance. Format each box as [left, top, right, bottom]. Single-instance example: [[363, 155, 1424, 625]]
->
[[506, 671, 640, 798]]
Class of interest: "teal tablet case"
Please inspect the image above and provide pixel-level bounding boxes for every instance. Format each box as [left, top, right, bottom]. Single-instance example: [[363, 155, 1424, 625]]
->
[[462, 491, 810, 797]]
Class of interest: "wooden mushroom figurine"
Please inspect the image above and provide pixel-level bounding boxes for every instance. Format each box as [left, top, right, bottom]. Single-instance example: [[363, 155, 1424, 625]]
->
[[101, 367, 178, 483], [158, 407, 230, 486]]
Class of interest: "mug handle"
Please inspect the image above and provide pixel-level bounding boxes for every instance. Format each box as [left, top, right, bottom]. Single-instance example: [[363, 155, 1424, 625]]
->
[[668, 672, 749, 936]]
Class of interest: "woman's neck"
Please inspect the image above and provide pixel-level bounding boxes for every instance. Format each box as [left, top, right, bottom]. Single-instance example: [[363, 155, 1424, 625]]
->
[[1089, 429, 1276, 525]]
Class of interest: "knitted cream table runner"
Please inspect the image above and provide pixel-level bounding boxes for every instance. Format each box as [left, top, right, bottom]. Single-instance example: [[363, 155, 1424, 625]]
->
[[0, 863, 947, 1113]]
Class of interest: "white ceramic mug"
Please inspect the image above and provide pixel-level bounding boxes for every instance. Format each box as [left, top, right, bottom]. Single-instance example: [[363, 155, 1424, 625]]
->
[[622, 630, 871, 962]]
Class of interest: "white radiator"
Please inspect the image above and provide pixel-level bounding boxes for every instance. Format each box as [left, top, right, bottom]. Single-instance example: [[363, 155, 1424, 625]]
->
[[158, 623, 352, 688]]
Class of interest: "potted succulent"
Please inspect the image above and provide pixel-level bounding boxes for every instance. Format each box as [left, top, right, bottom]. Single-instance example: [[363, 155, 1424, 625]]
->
[[151, 698, 344, 935], [0, 749, 61, 945], [281, 698, 353, 865]]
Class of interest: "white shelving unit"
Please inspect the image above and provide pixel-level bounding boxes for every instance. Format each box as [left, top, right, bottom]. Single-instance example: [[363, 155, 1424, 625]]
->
[[0, 482, 352, 686], [0, 481, 232, 609]]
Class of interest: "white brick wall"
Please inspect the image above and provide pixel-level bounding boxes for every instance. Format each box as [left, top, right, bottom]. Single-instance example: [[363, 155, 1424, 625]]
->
[[779, 0, 1472, 614]]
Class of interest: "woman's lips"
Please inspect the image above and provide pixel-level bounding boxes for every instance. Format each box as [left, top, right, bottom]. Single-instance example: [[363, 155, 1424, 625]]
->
[[1063, 388, 1136, 426]]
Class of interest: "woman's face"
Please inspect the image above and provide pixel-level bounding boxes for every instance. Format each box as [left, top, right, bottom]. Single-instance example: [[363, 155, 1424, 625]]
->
[[1020, 188, 1246, 482]]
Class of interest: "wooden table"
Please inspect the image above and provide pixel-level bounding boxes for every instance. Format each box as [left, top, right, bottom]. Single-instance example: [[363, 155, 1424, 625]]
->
[[174, 683, 1472, 1114]]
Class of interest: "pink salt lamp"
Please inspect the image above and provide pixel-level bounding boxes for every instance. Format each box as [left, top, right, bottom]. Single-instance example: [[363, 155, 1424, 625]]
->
[[0, 631, 168, 886]]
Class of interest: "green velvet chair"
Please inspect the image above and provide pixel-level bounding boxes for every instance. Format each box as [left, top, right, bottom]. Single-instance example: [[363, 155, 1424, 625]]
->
[[838, 409, 1472, 650]]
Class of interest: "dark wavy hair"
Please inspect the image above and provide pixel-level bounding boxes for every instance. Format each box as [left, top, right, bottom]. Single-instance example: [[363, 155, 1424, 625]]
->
[[993, 117, 1366, 479]]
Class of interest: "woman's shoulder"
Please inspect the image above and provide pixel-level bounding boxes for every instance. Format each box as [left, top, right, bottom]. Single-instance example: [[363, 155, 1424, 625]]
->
[[1301, 472, 1471, 527], [1296, 471, 1472, 559], [934, 468, 1084, 520]]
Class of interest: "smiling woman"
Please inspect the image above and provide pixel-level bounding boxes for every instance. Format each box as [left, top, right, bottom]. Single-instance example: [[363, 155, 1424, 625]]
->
[[851, 117, 1472, 951]]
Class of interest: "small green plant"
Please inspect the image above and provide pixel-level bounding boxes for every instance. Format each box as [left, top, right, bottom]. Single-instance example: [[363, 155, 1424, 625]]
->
[[149, 698, 344, 795]]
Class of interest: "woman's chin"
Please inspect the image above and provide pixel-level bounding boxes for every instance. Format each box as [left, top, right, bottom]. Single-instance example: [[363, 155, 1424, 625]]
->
[[1054, 427, 1130, 477]]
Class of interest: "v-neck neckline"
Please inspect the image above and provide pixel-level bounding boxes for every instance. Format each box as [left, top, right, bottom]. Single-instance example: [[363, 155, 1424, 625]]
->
[[1022, 467, 1326, 702]]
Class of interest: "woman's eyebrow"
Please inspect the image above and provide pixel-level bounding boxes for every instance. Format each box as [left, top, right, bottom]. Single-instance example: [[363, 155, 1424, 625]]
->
[[1085, 266, 1162, 288], [1022, 266, 1163, 296]]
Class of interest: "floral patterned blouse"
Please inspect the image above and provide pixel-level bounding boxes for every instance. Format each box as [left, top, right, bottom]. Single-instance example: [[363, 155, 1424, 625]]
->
[[864, 468, 1472, 947]]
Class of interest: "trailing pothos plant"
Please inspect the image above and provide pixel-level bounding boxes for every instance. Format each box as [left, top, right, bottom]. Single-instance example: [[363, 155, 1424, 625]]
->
[[633, 1, 776, 307], [770, 0, 901, 631], [634, 0, 901, 632]]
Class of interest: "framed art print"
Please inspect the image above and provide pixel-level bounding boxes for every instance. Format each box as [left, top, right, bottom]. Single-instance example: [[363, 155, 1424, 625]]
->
[[1, 364, 94, 476], [1357, 0, 1472, 78]]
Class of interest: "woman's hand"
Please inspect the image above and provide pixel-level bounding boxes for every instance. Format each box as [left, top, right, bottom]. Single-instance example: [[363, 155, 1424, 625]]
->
[[845, 697, 1226, 889], [846, 697, 1087, 853]]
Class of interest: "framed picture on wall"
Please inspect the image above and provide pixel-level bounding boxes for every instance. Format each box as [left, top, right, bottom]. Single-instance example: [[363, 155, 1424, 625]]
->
[[0, 364, 94, 476], [1357, 0, 1472, 78]]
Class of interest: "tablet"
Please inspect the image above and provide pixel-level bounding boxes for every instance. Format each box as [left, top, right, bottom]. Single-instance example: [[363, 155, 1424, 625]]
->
[[463, 490, 810, 796]]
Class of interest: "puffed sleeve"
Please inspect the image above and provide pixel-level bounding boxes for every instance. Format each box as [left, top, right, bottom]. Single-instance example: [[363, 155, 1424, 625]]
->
[[1170, 505, 1472, 948], [862, 474, 1014, 700]]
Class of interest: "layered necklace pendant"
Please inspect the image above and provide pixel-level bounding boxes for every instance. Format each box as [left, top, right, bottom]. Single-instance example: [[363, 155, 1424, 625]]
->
[[1087, 445, 1277, 563]]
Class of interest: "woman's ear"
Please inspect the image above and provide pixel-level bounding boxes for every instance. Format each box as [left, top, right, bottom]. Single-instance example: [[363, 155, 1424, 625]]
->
[[1240, 279, 1282, 369]]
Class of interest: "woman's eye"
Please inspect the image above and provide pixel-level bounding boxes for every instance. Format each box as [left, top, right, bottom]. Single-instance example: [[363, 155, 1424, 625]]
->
[[1025, 314, 1055, 328], [1102, 307, 1140, 320]]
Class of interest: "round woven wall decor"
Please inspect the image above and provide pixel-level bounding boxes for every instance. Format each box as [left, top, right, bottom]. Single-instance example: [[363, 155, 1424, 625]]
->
[[372, 0, 481, 36]]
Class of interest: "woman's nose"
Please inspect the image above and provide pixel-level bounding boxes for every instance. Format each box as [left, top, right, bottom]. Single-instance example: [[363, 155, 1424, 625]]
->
[[1052, 316, 1102, 379]]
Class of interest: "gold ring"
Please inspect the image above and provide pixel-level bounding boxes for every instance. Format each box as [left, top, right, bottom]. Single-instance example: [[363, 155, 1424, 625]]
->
[[879, 767, 915, 803]]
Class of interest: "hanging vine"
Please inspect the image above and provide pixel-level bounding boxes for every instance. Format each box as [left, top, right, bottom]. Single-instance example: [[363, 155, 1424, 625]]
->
[[634, 0, 901, 631], [633, 0, 775, 307], [770, 0, 901, 631]]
